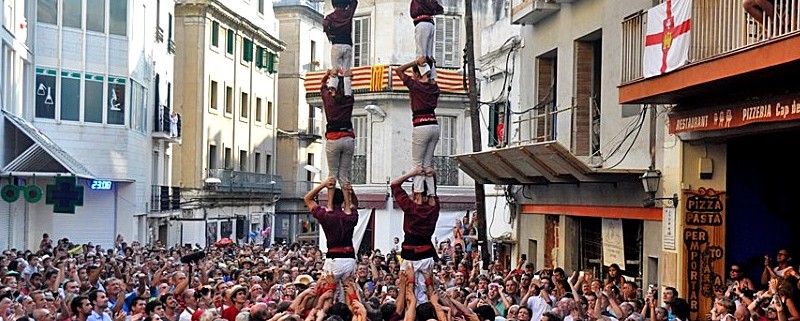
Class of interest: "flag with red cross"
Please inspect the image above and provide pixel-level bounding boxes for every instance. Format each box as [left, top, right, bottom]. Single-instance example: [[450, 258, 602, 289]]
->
[[643, 0, 692, 78]]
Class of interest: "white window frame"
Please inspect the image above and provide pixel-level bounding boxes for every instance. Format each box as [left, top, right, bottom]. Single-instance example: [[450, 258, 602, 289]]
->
[[352, 16, 371, 67]]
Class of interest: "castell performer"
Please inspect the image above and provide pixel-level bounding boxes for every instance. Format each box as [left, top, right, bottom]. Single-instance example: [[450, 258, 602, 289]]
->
[[304, 177, 359, 301], [410, 0, 444, 80], [395, 57, 441, 199], [320, 69, 356, 210], [323, 0, 358, 95], [389, 168, 440, 305]]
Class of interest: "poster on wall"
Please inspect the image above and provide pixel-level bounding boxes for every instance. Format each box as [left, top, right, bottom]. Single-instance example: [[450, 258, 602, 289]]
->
[[683, 188, 726, 321], [221, 221, 233, 239], [35, 74, 57, 119], [663, 207, 676, 250], [206, 222, 218, 247], [107, 80, 126, 125], [602, 218, 626, 269]]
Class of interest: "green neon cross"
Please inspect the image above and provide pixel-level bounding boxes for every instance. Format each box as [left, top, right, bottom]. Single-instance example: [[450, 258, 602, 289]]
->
[[46, 176, 84, 214]]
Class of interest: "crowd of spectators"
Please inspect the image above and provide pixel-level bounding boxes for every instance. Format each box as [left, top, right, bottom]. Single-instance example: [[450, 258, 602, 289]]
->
[[1, 232, 799, 321]]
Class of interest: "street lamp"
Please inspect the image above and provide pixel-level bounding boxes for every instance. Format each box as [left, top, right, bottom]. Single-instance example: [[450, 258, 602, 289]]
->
[[364, 104, 386, 119], [640, 167, 678, 208], [364, 104, 386, 185]]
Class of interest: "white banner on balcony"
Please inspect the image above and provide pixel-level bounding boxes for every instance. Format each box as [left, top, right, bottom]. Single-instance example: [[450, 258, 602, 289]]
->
[[643, 0, 692, 78]]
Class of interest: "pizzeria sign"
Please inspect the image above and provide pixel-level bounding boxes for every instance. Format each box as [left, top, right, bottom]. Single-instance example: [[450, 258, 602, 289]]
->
[[669, 95, 800, 134]]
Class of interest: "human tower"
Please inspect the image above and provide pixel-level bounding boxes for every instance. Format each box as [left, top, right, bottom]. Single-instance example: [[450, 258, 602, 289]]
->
[[303, 0, 446, 305]]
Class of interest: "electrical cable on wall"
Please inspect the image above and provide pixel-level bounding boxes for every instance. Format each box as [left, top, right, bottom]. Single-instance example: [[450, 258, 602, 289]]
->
[[603, 107, 645, 158], [596, 105, 647, 166], [479, 37, 519, 105], [606, 106, 647, 169]]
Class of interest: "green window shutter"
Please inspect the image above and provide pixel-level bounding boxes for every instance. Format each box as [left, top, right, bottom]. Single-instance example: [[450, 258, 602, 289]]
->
[[243, 38, 253, 62], [488, 103, 498, 147], [256, 47, 265, 68], [226, 29, 234, 54], [267, 52, 278, 73], [211, 21, 219, 47]]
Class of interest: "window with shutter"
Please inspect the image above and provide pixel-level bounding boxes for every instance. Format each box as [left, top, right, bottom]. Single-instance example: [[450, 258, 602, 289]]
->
[[434, 116, 458, 185], [267, 52, 278, 74], [353, 116, 367, 155], [351, 116, 368, 184], [353, 17, 371, 67], [226, 29, 234, 54], [435, 116, 456, 156], [211, 21, 220, 47], [434, 16, 460, 67], [256, 47, 265, 68], [243, 38, 253, 62]]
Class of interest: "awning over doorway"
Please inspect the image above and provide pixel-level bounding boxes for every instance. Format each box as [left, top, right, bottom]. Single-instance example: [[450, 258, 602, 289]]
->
[[453, 141, 642, 185], [2, 110, 95, 179]]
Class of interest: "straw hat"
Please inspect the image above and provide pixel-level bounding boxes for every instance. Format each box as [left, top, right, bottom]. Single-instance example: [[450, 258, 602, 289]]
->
[[228, 285, 247, 301], [294, 274, 313, 286]]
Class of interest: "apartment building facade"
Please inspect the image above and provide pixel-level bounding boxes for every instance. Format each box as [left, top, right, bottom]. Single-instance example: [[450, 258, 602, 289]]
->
[[456, 0, 665, 286], [171, 0, 285, 247], [1, 0, 175, 249]]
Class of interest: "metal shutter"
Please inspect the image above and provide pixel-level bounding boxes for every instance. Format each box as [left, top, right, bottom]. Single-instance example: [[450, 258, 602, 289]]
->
[[0, 202, 10, 249], [52, 181, 116, 249], [0, 198, 26, 250]]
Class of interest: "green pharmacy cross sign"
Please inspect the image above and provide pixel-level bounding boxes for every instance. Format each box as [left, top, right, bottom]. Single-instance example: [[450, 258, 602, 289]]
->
[[46, 176, 84, 214]]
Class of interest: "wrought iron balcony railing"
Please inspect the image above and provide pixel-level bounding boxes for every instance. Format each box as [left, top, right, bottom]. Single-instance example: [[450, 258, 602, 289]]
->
[[350, 155, 367, 185], [302, 117, 322, 137], [207, 169, 283, 194], [153, 105, 181, 140], [150, 185, 181, 212], [304, 65, 466, 98], [433, 156, 459, 186]]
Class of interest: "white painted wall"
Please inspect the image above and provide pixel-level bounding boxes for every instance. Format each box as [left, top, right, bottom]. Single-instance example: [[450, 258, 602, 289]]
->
[[515, 0, 655, 170]]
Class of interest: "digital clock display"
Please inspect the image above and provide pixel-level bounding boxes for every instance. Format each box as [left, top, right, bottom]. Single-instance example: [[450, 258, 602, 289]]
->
[[90, 180, 113, 190]]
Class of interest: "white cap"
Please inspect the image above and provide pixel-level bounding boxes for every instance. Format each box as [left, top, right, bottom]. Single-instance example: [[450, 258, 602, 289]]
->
[[417, 63, 431, 76]]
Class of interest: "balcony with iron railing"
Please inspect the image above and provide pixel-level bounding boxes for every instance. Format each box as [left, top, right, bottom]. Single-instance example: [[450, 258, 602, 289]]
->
[[433, 156, 459, 186], [150, 185, 181, 212], [620, 0, 800, 97], [351, 155, 367, 185], [153, 105, 181, 142], [344, 155, 458, 186], [207, 169, 283, 194], [304, 65, 466, 100], [299, 117, 322, 140]]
